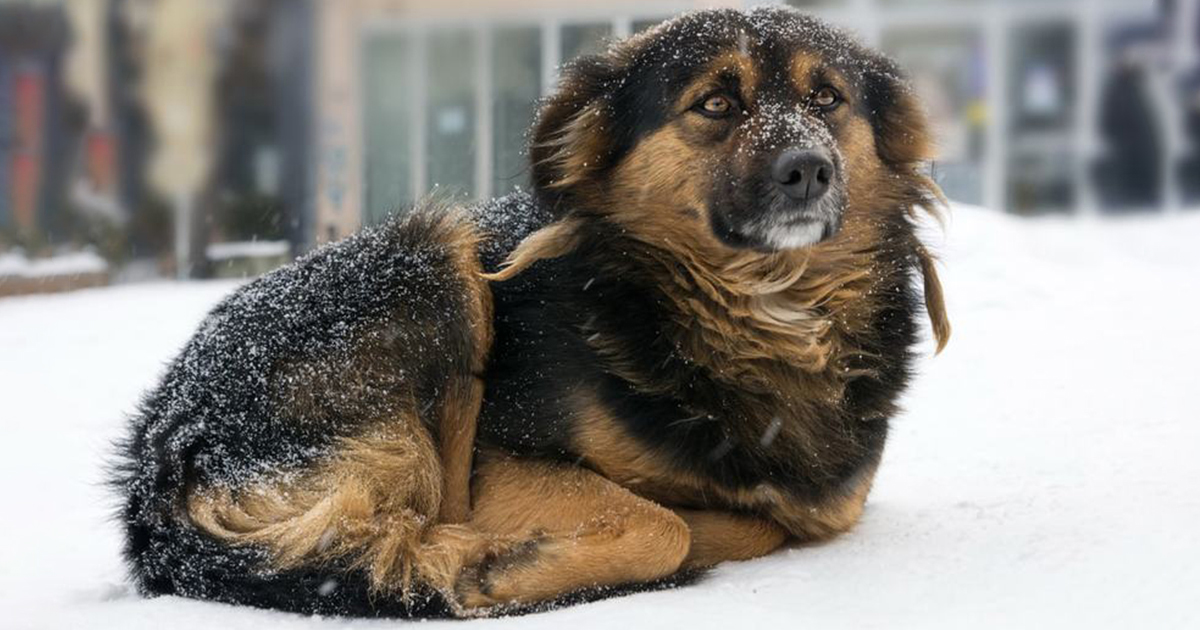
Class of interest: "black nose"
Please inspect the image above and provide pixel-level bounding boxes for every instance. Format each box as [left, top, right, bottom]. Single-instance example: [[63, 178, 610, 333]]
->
[[771, 148, 834, 202]]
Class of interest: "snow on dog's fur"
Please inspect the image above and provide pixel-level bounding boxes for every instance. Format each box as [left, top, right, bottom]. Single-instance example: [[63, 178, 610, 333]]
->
[[112, 7, 947, 618]]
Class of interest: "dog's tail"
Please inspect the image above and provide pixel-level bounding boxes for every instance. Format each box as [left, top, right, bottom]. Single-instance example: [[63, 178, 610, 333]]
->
[[108, 406, 449, 617]]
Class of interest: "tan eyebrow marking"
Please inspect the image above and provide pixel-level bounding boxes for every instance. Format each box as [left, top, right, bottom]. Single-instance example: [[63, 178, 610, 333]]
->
[[790, 50, 822, 90], [675, 49, 760, 112], [790, 51, 851, 102]]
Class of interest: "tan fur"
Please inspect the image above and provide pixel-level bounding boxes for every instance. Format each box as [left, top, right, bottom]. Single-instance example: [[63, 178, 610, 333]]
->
[[455, 452, 692, 612], [793, 51, 950, 355], [479, 217, 585, 282], [436, 376, 483, 523], [789, 50, 824, 89], [437, 218, 493, 522], [677, 49, 761, 110], [877, 88, 937, 165], [916, 243, 951, 353], [187, 427, 442, 594], [673, 509, 789, 568]]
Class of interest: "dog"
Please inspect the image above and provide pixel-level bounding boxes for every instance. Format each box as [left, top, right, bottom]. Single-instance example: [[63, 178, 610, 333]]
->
[[112, 7, 949, 618]]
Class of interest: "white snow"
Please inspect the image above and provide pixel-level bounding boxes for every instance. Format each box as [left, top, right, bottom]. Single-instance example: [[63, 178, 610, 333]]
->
[[0, 250, 109, 278], [205, 240, 291, 261], [2, 204, 1198, 629]]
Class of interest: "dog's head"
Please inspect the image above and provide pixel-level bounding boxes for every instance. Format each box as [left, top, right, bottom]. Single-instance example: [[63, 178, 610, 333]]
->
[[530, 7, 937, 253]]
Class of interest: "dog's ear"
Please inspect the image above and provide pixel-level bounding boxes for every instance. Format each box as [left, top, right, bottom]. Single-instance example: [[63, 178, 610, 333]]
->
[[863, 58, 936, 167], [863, 56, 950, 353], [530, 51, 631, 216], [915, 243, 951, 353]]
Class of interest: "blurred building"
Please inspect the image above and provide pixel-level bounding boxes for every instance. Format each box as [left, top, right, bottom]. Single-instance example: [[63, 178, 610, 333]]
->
[[0, 2, 75, 243], [808, 0, 1196, 215], [3, 0, 315, 277]]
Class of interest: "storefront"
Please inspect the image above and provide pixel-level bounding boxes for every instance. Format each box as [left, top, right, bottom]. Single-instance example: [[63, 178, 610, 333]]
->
[[313, 0, 1186, 245]]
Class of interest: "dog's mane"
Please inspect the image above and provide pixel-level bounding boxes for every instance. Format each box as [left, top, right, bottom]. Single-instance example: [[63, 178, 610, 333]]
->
[[483, 171, 948, 399]]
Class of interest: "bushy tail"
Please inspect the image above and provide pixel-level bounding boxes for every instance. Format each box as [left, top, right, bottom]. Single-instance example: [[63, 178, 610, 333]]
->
[[110, 428, 450, 617]]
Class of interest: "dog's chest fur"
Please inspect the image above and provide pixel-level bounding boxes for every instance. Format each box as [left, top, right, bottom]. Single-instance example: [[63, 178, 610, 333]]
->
[[475, 194, 921, 521]]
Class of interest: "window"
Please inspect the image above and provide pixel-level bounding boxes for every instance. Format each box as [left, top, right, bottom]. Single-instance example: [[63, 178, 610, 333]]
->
[[426, 29, 477, 199], [362, 34, 413, 224], [1006, 22, 1078, 214], [1009, 23, 1077, 132], [492, 26, 541, 195], [882, 27, 987, 205]]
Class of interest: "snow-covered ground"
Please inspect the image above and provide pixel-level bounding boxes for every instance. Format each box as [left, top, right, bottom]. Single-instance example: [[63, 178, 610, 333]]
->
[[0, 249, 108, 278], [2, 205, 1198, 629]]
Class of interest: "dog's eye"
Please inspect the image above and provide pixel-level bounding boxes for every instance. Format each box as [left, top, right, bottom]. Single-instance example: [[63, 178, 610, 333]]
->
[[812, 86, 841, 110], [696, 94, 735, 118]]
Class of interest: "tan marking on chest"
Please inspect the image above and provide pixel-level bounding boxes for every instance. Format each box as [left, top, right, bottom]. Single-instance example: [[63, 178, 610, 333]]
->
[[571, 394, 879, 541], [573, 400, 706, 506]]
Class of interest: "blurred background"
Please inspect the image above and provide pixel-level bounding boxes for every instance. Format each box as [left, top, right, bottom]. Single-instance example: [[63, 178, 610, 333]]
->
[[0, 0, 1196, 295]]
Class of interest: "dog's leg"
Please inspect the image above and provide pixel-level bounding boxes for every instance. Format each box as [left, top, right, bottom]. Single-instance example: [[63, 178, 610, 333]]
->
[[436, 374, 483, 523], [435, 218, 493, 525], [452, 453, 692, 613], [672, 509, 788, 568]]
